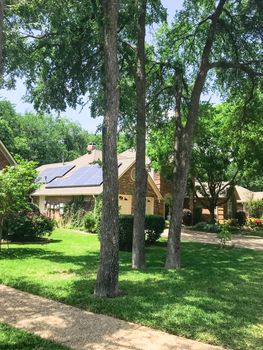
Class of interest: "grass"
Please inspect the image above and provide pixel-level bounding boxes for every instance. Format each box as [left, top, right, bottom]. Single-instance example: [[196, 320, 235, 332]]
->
[[240, 229, 263, 238], [0, 228, 262, 350], [0, 323, 68, 349]]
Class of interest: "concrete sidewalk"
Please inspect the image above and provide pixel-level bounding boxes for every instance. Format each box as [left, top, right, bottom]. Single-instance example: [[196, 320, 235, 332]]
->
[[0, 285, 224, 350], [162, 229, 263, 250]]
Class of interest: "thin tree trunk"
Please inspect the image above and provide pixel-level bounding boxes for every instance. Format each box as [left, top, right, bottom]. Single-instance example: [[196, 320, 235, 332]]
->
[[0, 0, 5, 77], [0, 215, 3, 252], [209, 204, 216, 224], [166, 0, 227, 269], [95, 0, 120, 298], [132, 0, 147, 269]]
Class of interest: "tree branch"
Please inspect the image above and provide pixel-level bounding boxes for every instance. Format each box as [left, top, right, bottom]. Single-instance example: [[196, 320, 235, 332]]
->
[[208, 61, 263, 77]]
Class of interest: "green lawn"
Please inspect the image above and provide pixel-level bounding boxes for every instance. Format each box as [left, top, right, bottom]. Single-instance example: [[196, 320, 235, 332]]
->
[[0, 229, 262, 350], [0, 323, 68, 350], [240, 229, 263, 238]]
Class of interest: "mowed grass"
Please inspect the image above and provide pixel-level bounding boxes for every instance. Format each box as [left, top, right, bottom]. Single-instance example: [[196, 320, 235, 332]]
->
[[0, 323, 68, 350], [0, 229, 262, 350]]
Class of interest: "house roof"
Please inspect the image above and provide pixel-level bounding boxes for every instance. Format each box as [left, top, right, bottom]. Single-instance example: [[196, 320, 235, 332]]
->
[[33, 149, 163, 199], [0, 140, 16, 166]]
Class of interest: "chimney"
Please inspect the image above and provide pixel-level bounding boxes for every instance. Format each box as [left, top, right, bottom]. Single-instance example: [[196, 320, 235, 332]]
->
[[87, 143, 96, 153]]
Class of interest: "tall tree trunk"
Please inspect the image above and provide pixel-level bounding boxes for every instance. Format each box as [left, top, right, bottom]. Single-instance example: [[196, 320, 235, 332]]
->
[[95, 0, 120, 297], [165, 0, 227, 269], [0, 0, 5, 77], [0, 215, 3, 252], [132, 0, 147, 270]]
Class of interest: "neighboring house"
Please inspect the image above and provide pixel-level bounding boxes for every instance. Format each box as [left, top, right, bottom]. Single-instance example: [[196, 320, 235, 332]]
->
[[0, 140, 16, 170], [32, 147, 164, 219], [152, 174, 263, 221]]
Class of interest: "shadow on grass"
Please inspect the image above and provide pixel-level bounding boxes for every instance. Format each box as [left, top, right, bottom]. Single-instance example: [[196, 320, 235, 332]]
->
[[0, 239, 262, 350]]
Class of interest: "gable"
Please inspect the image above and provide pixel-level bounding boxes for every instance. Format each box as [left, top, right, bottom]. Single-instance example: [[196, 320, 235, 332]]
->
[[0, 141, 16, 169]]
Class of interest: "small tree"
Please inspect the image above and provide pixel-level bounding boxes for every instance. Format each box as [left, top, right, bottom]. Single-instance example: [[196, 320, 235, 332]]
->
[[0, 161, 38, 250]]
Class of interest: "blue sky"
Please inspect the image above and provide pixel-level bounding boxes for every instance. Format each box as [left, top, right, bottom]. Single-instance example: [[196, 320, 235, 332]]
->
[[0, 1, 184, 132]]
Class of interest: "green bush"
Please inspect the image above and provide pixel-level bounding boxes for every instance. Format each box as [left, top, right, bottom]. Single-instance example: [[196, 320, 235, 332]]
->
[[63, 196, 86, 228], [145, 215, 165, 243], [4, 212, 55, 242], [245, 199, 263, 218], [217, 224, 232, 247], [94, 196, 102, 235], [192, 221, 221, 233], [83, 212, 96, 233], [119, 215, 134, 251], [234, 211, 246, 226], [98, 214, 165, 251]]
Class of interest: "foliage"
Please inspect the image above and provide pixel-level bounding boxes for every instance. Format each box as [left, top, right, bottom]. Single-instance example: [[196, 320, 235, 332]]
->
[[0, 100, 102, 165], [192, 222, 221, 233], [235, 211, 247, 226], [0, 161, 38, 219], [0, 229, 262, 350], [119, 215, 134, 252], [83, 212, 96, 233], [217, 224, 232, 247], [3, 212, 55, 242], [145, 214, 165, 243], [182, 209, 192, 226], [94, 196, 102, 236], [63, 197, 86, 229], [245, 199, 263, 218]]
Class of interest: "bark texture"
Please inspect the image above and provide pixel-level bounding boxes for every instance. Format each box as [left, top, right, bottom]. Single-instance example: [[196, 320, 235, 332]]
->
[[95, 0, 120, 297], [132, 0, 147, 269], [166, 0, 227, 269], [0, 0, 5, 77]]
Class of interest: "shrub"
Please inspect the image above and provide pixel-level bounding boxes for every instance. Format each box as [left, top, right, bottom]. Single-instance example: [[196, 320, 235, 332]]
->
[[245, 199, 263, 218], [223, 218, 238, 226], [193, 207, 202, 224], [192, 221, 221, 233], [94, 196, 102, 235], [4, 212, 55, 242], [235, 211, 246, 226], [83, 212, 96, 233], [182, 209, 192, 226], [119, 215, 134, 251], [145, 215, 165, 244], [217, 224, 231, 247], [63, 196, 86, 228], [98, 214, 165, 251]]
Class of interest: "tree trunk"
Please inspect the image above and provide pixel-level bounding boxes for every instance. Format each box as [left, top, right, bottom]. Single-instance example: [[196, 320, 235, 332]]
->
[[0, 215, 3, 252], [0, 0, 5, 77], [95, 0, 120, 298], [165, 0, 227, 269], [209, 204, 216, 224], [132, 0, 147, 270]]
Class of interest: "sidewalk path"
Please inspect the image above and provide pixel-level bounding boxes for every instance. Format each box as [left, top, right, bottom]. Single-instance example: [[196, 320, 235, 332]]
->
[[0, 285, 224, 350], [162, 229, 263, 250]]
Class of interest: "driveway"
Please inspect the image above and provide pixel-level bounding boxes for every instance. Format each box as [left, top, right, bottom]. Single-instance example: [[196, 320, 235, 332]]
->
[[162, 228, 263, 250]]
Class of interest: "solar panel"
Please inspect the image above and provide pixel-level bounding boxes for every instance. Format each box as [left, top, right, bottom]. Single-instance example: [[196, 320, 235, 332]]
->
[[46, 165, 103, 188], [37, 165, 75, 184]]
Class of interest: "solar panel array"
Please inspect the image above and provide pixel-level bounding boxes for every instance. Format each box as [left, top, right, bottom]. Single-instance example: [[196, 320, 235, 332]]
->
[[46, 165, 103, 188], [37, 165, 75, 184]]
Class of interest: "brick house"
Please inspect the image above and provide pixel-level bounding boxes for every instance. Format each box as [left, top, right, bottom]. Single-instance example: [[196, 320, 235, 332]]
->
[[151, 173, 263, 221], [32, 148, 164, 220], [0, 140, 16, 170]]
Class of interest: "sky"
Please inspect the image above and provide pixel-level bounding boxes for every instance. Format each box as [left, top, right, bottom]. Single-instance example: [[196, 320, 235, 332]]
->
[[0, 1, 185, 133]]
